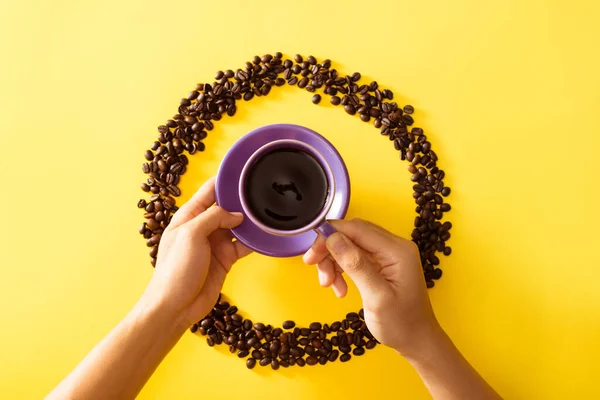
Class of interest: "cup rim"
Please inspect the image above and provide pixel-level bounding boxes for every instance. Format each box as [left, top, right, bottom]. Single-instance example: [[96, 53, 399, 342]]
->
[[238, 139, 336, 236]]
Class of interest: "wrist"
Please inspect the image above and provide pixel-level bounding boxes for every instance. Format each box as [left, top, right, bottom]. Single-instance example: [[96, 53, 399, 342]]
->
[[132, 294, 189, 338], [396, 322, 449, 365]]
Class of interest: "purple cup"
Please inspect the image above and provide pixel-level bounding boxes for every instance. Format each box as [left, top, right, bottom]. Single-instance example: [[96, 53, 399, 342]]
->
[[238, 139, 337, 238], [215, 124, 350, 257]]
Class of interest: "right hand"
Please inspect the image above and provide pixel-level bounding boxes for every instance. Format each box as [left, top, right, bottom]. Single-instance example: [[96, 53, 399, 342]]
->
[[303, 219, 442, 358]]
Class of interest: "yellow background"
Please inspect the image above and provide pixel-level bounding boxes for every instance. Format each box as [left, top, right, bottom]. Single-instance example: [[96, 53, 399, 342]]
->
[[1, 0, 599, 398]]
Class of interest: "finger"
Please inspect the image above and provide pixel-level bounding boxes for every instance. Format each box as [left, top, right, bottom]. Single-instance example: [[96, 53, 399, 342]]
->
[[331, 272, 348, 298], [303, 235, 328, 265], [325, 232, 387, 295], [329, 219, 402, 254], [187, 205, 244, 236], [316, 257, 336, 287], [233, 240, 253, 260], [169, 177, 217, 229]]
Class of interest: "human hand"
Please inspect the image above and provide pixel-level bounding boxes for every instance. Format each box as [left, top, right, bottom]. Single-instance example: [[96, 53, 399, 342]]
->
[[303, 219, 442, 358], [140, 177, 252, 327]]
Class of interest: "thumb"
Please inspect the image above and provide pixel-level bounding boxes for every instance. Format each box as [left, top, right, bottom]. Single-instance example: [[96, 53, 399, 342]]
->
[[187, 206, 244, 236], [326, 232, 386, 295]]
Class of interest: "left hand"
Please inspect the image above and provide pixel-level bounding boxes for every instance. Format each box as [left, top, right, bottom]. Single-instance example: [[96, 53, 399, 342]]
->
[[140, 177, 252, 326]]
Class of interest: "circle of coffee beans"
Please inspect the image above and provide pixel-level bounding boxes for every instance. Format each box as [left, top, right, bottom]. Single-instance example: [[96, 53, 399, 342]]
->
[[137, 53, 452, 369]]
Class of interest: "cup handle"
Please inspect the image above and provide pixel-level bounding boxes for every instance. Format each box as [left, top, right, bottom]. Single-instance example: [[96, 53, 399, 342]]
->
[[315, 221, 336, 238]]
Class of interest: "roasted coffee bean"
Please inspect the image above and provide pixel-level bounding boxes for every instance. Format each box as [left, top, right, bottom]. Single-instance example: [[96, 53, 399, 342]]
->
[[330, 96, 341, 105], [353, 347, 365, 356], [246, 358, 256, 369], [298, 338, 309, 346], [328, 350, 339, 362], [242, 319, 252, 331], [283, 320, 295, 329], [296, 357, 306, 367], [306, 356, 318, 366], [238, 350, 249, 358], [403, 104, 414, 114], [346, 312, 359, 321], [309, 322, 322, 331], [340, 354, 352, 362], [312, 94, 321, 104], [330, 321, 341, 331], [259, 357, 272, 367], [272, 328, 283, 337], [300, 328, 310, 336], [305, 345, 315, 356], [344, 104, 356, 115]]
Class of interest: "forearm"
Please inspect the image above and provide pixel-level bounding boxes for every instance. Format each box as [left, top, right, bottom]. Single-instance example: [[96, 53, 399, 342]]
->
[[47, 299, 187, 400], [406, 327, 501, 400]]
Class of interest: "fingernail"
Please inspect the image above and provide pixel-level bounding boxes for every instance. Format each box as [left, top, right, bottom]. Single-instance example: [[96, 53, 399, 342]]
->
[[230, 212, 244, 218], [327, 233, 347, 256]]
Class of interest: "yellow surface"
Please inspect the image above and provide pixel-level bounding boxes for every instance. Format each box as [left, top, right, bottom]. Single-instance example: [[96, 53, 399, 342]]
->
[[1, 0, 599, 398]]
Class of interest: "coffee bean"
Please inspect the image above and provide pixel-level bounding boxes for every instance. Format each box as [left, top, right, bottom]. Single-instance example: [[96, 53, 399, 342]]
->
[[238, 350, 249, 358], [246, 358, 256, 369], [312, 94, 321, 104], [340, 354, 352, 362], [353, 347, 365, 356], [271, 359, 280, 370], [306, 356, 318, 366], [259, 357, 272, 367], [443, 247, 452, 256], [403, 105, 414, 114], [330, 96, 341, 106], [309, 322, 322, 331], [366, 340, 377, 349], [330, 321, 341, 331], [282, 320, 295, 329], [344, 104, 356, 115]]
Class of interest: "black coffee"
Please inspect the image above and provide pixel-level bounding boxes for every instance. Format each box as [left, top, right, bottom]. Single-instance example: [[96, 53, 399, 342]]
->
[[245, 148, 328, 230]]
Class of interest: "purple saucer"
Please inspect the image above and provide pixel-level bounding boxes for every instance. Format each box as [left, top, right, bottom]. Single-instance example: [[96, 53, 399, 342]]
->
[[215, 124, 351, 257]]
